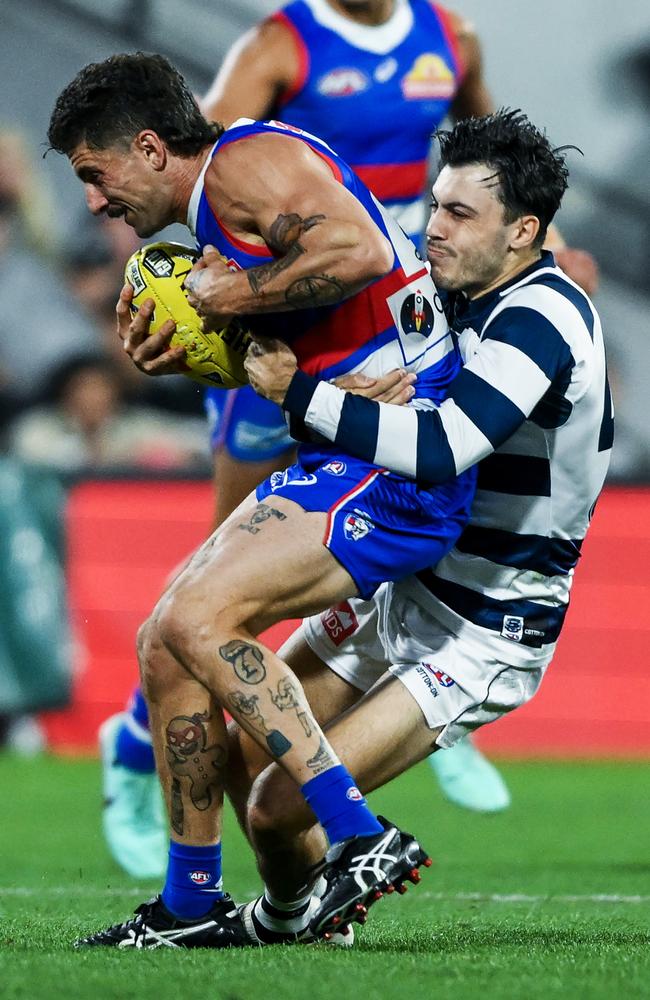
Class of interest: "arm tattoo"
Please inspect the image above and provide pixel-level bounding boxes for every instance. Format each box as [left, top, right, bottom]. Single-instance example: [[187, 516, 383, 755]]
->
[[228, 690, 292, 759], [165, 711, 226, 813], [238, 502, 287, 535], [306, 736, 336, 775], [268, 213, 326, 252], [285, 275, 345, 308], [219, 640, 267, 684], [247, 212, 330, 300], [248, 243, 304, 295], [269, 677, 314, 737]]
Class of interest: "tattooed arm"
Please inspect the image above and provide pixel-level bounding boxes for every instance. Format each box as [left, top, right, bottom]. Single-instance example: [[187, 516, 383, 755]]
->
[[184, 132, 394, 325]]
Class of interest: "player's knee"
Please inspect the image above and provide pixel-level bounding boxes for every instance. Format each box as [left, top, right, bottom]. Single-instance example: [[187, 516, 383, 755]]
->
[[156, 584, 249, 673], [247, 768, 303, 844], [136, 616, 166, 701]]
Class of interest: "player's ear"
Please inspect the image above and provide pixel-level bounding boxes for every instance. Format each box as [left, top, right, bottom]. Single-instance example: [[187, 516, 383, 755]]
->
[[135, 130, 167, 170], [509, 214, 540, 251]]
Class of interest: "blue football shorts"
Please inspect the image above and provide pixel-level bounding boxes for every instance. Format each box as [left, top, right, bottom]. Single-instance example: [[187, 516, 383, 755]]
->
[[204, 385, 294, 462], [256, 447, 477, 599]]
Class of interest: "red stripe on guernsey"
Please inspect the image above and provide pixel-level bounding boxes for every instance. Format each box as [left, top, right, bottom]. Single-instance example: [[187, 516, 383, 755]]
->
[[352, 161, 428, 202], [433, 3, 465, 80], [292, 266, 422, 375], [205, 194, 273, 258], [271, 11, 310, 105], [324, 469, 389, 547]]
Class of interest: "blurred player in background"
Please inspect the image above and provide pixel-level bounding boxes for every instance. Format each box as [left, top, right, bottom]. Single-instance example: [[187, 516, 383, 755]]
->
[[100, 0, 600, 879]]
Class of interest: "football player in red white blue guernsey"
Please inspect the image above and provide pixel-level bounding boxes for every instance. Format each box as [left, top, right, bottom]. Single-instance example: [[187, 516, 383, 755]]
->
[[92, 2, 504, 884], [49, 52, 472, 946]]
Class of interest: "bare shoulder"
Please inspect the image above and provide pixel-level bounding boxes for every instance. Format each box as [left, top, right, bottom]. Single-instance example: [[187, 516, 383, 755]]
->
[[204, 131, 332, 219], [436, 5, 478, 43], [238, 15, 301, 83]]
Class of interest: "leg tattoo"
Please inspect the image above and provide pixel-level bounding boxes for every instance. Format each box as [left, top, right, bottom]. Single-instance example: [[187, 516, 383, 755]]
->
[[269, 677, 314, 737], [219, 640, 267, 684], [228, 690, 293, 760], [165, 711, 226, 812], [238, 503, 287, 535]]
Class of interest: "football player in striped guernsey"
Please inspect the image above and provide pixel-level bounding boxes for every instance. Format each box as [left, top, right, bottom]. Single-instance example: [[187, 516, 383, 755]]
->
[[236, 109, 612, 942]]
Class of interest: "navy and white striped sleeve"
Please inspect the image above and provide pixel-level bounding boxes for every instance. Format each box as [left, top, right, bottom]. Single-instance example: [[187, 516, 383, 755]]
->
[[282, 294, 576, 482]]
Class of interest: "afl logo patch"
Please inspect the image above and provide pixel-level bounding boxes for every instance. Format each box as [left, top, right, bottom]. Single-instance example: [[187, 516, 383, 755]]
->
[[346, 786, 363, 801], [317, 68, 370, 97], [323, 460, 347, 476], [400, 290, 434, 336], [189, 870, 211, 885]]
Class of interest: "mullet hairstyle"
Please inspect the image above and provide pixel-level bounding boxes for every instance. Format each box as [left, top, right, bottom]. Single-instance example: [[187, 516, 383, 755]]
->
[[435, 109, 573, 247], [48, 52, 223, 157]]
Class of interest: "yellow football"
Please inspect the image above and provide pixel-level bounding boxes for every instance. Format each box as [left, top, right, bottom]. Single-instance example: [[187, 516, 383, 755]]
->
[[123, 241, 251, 388]]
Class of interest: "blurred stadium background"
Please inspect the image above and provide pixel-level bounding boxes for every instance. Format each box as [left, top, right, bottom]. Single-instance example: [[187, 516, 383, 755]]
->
[[0, 2, 649, 994]]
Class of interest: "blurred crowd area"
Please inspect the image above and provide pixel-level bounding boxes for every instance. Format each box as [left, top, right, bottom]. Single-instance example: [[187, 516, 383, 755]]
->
[[0, 0, 649, 743], [0, 130, 211, 476]]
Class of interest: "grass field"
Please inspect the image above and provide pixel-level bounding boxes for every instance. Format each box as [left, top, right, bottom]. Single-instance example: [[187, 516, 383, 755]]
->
[[1, 753, 649, 1000]]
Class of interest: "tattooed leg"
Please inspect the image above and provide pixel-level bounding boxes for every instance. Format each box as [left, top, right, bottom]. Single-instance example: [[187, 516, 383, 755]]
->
[[138, 619, 228, 844]]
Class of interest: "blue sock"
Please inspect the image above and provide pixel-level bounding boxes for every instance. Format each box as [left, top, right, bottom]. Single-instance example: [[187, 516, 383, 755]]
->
[[161, 841, 224, 919], [301, 764, 382, 846], [115, 687, 155, 773]]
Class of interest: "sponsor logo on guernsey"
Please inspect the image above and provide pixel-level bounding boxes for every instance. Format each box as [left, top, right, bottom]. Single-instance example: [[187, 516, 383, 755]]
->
[[415, 664, 439, 698], [501, 615, 525, 642], [346, 786, 363, 802], [317, 68, 370, 97], [268, 469, 317, 489], [321, 601, 359, 646], [401, 54, 456, 100], [323, 460, 347, 476], [189, 870, 211, 885], [374, 57, 398, 83], [400, 290, 435, 337], [430, 667, 455, 688], [343, 509, 374, 541]]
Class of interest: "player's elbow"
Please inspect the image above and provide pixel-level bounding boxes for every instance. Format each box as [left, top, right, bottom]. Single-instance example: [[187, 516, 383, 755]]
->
[[350, 230, 393, 283]]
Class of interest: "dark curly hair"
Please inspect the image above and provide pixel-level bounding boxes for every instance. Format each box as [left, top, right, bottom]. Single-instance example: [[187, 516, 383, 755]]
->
[[48, 52, 222, 156], [435, 109, 573, 246]]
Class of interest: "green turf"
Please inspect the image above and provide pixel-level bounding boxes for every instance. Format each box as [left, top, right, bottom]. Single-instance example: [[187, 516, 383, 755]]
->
[[1, 754, 649, 999]]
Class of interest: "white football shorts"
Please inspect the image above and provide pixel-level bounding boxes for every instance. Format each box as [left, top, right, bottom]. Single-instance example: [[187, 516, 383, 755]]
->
[[302, 579, 552, 748]]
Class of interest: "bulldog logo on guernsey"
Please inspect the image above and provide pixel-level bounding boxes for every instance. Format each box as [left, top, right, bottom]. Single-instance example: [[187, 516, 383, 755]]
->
[[343, 510, 374, 541], [317, 68, 370, 97], [189, 871, 211, 885], [321, 601, 359, 647]]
